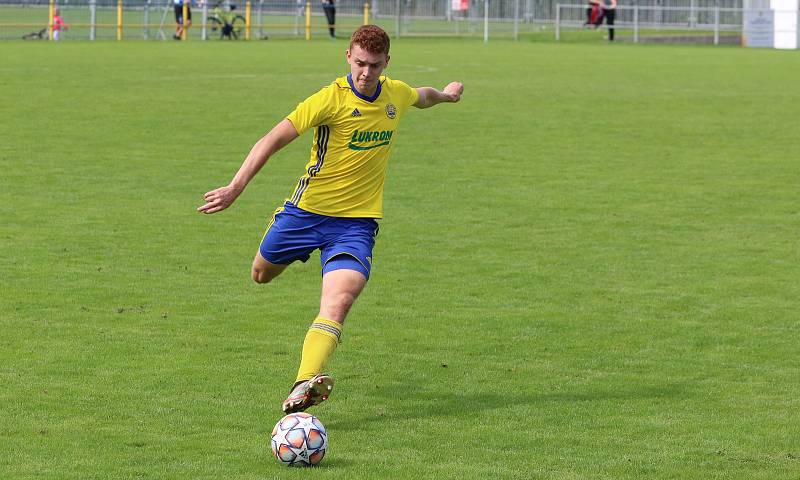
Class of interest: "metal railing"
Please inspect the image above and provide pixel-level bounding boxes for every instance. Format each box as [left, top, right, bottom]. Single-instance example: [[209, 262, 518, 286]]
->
[[3, 0, 797, 43], [555, 4, 799, 45], [557, 4, 742, 44], [0, 0, 373, 40]]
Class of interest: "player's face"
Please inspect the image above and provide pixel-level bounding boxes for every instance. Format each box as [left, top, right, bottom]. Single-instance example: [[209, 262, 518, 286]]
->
[[346, 45, 389, 96]]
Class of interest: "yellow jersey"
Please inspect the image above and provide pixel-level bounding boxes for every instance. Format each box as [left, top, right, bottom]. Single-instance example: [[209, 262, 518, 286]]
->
[[285, 74, 419, 218]]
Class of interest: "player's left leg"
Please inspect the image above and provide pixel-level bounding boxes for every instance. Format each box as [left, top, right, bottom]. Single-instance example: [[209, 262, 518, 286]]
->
[[255, 202, 319, 284], [251, 252, 289, 284]]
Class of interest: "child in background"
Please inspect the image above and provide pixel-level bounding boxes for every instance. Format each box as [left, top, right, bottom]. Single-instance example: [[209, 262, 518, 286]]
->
[[52, 8, 69, 41]]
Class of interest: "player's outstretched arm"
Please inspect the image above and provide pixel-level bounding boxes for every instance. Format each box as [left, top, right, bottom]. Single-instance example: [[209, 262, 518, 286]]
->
[[198, 119, 299, 214], [414, 82, 464, 109]]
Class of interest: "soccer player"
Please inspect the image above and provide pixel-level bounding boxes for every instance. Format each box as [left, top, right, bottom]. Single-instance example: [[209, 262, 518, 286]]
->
[[198, 25, 463, 413]]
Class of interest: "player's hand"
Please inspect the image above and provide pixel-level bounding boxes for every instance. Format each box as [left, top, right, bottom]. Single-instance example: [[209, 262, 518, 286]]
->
[[197, 184, 242, 214], [443, 82, 464, 103]]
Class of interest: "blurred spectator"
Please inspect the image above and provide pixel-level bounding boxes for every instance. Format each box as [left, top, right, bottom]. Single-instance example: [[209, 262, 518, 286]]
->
[[322, 0, 336, 38], [52, 8, 69, 41], [174, 0, 193, 40], [583, 0, 603, 28], [596, 0, 617, 41]]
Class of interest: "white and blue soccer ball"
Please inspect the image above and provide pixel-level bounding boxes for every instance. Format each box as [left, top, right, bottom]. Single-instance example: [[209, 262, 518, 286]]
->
[[270, 412, 328, 467]]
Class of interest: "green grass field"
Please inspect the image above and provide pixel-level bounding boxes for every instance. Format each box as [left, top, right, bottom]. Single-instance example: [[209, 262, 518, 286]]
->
[[1, 38, 799, 479]]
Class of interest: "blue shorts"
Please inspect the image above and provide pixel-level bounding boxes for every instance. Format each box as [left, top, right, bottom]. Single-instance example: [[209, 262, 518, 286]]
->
[[259, 202, 379, 279]]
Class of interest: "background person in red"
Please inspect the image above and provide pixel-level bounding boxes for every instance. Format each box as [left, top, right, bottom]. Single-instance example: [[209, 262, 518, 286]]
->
[[583, 0, 603, 28], [52, 8, 69, 41]]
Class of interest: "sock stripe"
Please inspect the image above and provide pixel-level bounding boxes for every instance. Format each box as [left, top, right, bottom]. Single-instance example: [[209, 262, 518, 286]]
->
[[310, 322, 341, 341]]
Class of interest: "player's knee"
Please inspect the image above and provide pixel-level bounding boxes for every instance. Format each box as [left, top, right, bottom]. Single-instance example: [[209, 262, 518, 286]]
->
[[251, 266, 274, 284]]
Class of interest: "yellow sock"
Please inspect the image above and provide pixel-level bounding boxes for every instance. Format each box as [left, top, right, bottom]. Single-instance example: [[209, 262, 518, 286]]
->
[[295, 317, 342, 383]]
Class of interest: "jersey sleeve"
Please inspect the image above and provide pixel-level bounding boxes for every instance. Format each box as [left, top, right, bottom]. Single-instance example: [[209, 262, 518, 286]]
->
[[286, 85, 338, 135], [394, 79, 419, 110]]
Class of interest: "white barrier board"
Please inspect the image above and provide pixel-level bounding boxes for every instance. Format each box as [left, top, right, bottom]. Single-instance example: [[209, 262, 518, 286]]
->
[[771, 0, 799, 48], [744, 9, 776, 47]]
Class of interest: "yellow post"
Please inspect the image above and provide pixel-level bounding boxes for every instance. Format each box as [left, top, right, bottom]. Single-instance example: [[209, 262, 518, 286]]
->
[[245, 0, 251, 40], [181, 1, 188, 40], [48, 0, 55, 41], [305, 1, 311, 40], [363, 2, 369, 25], [117, 0, 123, 41]]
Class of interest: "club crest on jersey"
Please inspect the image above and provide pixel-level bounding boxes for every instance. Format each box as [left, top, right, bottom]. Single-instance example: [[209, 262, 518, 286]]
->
[[385, 103, 397, 119], [351, 108, 361, 117]]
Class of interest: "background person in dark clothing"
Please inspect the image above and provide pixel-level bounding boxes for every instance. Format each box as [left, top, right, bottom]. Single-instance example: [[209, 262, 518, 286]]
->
[[322, 0, 336, 38], [173, 0, 192, 40], [596, 0, 617, 41]]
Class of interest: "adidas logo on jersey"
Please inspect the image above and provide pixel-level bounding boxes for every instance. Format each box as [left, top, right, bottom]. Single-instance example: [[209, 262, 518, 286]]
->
[[351, 108, 362, 117]]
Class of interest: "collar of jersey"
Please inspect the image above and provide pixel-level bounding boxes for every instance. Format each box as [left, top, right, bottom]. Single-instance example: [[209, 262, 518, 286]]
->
[[347, 74, 382, 103]]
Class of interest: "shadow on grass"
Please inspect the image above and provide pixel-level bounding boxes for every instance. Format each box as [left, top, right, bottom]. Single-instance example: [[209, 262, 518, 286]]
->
[[316, 457, 358, 468], [327, 381, 689, 432]]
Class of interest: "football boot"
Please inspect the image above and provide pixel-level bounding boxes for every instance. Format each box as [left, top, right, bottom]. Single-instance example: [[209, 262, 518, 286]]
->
[[282, 374, 334, 414]]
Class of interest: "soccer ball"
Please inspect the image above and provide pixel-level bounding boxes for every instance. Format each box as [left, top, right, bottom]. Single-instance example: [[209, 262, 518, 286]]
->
[[270, 412, 328, 467]]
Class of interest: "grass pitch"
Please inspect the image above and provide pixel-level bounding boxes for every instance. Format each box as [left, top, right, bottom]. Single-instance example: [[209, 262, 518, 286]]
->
[[1, 39, 799, 479]]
